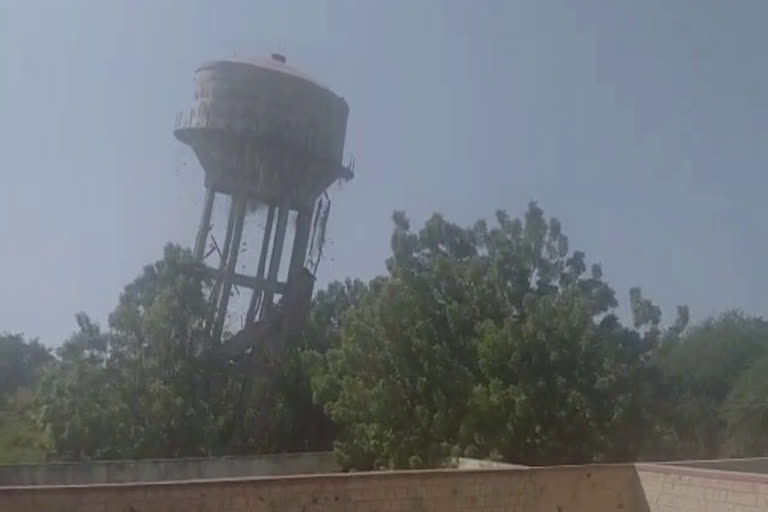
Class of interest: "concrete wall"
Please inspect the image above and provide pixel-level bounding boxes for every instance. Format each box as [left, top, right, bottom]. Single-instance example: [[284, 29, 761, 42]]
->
[[453, 457, 528, 470], [663, 457, 768, 474], [0, 452, 339, 486], [13, 456, 768, 511], [0, 464, 640, 512], [637, 463, 768, 511]]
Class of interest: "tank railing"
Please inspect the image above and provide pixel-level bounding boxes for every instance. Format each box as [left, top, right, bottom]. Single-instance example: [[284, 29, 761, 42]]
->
[[175, 108, 261, 133], [174, 109, 349, 177], [176, 107, 312, 142]]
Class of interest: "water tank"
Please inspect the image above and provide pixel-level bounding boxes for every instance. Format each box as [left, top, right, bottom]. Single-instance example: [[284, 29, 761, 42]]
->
[[174, 54, 352, 208]]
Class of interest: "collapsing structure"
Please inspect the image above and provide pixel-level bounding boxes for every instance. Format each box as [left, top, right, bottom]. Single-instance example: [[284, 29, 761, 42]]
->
[[174, 53, 352, 366]]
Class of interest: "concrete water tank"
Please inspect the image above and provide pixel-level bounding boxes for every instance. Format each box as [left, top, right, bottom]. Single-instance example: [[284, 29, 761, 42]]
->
[[174, 53, 352, 209]]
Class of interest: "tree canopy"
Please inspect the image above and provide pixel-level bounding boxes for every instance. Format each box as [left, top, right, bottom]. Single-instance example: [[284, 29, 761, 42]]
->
[[2, 202, 767, 468], [34, 245, 331, 460], [310, 203, 671, 468], [0, 332, 52, 463]]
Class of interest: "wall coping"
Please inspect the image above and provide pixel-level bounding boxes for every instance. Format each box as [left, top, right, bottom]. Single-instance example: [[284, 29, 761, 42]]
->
[[653, 456, 768, 467], [0, 463, 634, 492], [0, 451, 333, 470], [635, 462, 768, 484], [10, 457, 768, 491]]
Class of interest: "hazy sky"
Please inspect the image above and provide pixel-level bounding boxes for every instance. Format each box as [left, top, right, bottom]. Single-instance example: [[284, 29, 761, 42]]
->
[[2, 0, 767, 344]]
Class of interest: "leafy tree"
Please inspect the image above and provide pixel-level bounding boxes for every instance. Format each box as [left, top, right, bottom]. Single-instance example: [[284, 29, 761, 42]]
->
[[305, 278, 368, 353], [656, 311, 768, 458], [37, 313, 121, 460], [313, 203, 664, 469], [0, 394, 50, 464], [721, 356, 768, 457], [37, 243, 333, 460], [0, 333, 52, 403], [21, 205, 768, 467], [0, 333, 52, 463]]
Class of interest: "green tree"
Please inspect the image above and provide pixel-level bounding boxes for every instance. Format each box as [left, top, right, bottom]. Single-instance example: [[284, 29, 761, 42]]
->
[[721, 356, 768, 457], [313, 203, 664, 469], [37, 313, 122, 460], [305, 278, 368, 353], [37, 243, 334, 460], [656, 311, 768, 458], [29, 207, 768, 466], [0, 333, 52, 403], [0, 333, 52, 463]]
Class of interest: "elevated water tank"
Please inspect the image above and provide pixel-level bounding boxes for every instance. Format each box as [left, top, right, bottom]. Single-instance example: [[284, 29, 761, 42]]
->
[[174, 54, 352, 209]]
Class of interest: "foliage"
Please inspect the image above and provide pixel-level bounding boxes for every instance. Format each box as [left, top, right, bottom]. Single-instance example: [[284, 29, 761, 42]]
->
[[656, 311, 768, 459], [721, 356, 768, 457], [0, 389, 50, 464], [4, 203, 768, 467], [312, 203, 671, 469], [0, 333, 52, 463], [0, 333, 52, 404], [36, 244, 331, 461]]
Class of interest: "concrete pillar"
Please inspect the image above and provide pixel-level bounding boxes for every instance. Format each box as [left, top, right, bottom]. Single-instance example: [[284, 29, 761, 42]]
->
[[194, 187, 216, 260], [262, 202, 290, 309], [213, 194, 248, 342], [245, 204, 276, 325], [287, 205, 313, 282], [206, 195, 239, 332]]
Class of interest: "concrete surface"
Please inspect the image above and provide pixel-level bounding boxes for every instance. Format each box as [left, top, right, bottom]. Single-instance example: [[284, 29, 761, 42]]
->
[[453, 457, 528, 469], [5, 455, 768, 511], [0, 451, 338, 486], [0, 464, 638, 512], [637, 462, 768, 511], [662, 456, 768, 474]]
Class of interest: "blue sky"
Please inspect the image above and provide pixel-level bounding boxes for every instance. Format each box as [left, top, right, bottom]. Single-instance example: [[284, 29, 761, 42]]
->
[[1, 0, 767, 344]]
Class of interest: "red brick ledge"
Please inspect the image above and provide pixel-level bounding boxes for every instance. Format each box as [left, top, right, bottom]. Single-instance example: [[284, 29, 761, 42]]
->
[[635, 462, 768, 484]]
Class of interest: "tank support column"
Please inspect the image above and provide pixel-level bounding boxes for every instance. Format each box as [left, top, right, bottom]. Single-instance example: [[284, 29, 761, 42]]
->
[[212, 194, 248, 342], [244, 204, 276, 325], [194, 187, 216, 260], [288, 205, 313, 282], [262, 201, 290, 309]]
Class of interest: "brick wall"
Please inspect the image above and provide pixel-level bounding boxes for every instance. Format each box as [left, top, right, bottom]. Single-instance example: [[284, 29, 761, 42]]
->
[[0, 464, 638, 512], [637, 463, 768, 511]]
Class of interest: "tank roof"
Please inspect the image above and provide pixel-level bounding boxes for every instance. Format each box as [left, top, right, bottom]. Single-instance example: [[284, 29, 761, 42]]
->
[[197, 55, 332, 93]]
